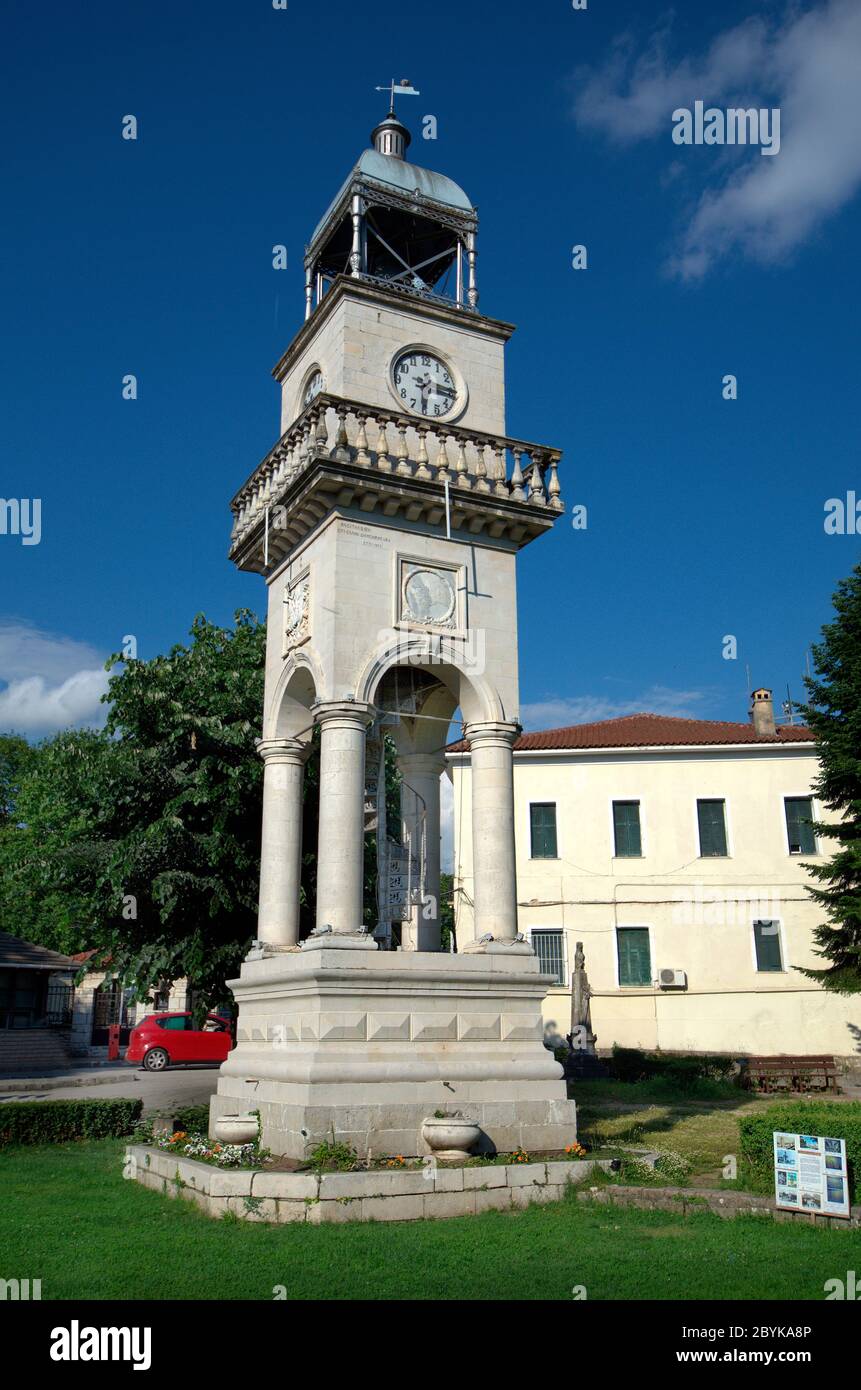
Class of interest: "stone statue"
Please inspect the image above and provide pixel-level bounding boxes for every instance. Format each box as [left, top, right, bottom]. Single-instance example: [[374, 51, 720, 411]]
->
[[568, 940, 596, 1053]]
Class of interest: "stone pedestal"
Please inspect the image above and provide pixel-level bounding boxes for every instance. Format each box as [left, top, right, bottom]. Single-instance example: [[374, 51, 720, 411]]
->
[[211, 944, 577, 1160]]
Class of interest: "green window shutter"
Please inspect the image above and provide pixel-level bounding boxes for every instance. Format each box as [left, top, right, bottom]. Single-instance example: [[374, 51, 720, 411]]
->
[[530, 803, 557, 858], [753, 920, 783, 972], [617, 928, 651, 987], [785, 797, 815, 854], [697, 799, 728, 856], [613, 801, 642, 857]]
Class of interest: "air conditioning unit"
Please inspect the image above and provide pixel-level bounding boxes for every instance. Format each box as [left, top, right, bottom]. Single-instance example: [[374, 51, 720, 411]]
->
[[658, 968, 688, 989]]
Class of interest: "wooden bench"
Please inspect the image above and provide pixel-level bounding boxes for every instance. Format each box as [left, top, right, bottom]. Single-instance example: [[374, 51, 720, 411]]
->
[[741, 1055, 838, 1094]]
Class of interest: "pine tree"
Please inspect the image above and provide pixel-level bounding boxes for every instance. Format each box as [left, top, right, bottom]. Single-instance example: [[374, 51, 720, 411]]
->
[[798, 561, 861, 993]]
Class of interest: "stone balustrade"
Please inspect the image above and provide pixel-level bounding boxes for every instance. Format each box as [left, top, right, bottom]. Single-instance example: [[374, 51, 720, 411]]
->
[[229, 393, 563, 551]]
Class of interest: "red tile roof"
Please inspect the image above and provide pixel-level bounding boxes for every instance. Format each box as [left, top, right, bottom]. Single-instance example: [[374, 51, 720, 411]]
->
[[450, 713, 815, 753]]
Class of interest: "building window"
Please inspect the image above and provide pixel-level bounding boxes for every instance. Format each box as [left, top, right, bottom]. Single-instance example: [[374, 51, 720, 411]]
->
[[697, 799, 728, 857], [613, 800, 642, 857], [529, 803, 558, 859], [753, 919, 784, 972], [532, 929, 565, 985], [617, 927, 652, 987], [785, 797, 816, 855]]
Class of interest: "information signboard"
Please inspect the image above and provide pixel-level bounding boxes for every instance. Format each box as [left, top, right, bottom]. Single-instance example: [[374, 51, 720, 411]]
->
[[773, 1130, 850, 1218]]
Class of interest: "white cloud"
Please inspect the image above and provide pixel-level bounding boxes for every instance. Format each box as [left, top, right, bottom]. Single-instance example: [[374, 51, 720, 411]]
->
[[571, 0, 861, 278], [0, 621, 108, 735], [520, 686, 710, 730]]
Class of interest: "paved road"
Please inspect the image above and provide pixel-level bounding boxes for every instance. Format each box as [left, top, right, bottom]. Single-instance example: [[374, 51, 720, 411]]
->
[[0, 1066, 220, 1112]]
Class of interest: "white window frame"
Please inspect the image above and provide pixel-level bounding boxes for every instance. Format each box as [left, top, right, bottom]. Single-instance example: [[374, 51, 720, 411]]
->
[[750, 917, 788, 974], [693, 794, 734, 859], [609, 795, 646, 859], [782, 794, 819, 857], [614, 924, 655, 989], [527, 926, 567, 988]]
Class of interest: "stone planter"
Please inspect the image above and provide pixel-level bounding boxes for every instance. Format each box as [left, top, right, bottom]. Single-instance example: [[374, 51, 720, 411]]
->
[[421, 1115, 481, 1159], [212, 1114, 259, 1146]]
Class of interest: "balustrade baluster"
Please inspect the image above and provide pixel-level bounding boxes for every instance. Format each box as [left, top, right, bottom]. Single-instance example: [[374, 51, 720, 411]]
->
[[315, 408, 329, 455], [355, 412, 370, 466], [415, 425, 431, 479], [547, 455, 563, 511], [474, 438, 490, 494], [529, 450, 547, 505], [435, 433, 450, 481], [395, 419, 412, 476], [330, 404, 351, 462], [493, 441, 508, 497], [510, 448, 526, 502], [454, 435, 470, 488], [376, 416, 392, 472]]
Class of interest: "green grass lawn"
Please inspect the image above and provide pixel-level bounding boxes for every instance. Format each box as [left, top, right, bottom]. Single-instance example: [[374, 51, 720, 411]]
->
[[574, 1079, 773, 1182], [1, 1136, 858, 1301]]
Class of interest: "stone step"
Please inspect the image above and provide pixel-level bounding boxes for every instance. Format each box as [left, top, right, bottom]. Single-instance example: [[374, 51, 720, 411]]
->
[[0, 1030, 73, 1074]]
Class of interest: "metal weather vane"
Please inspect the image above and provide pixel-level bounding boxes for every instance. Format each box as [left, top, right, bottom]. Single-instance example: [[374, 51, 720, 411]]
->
[[375, 78, 420, 112]]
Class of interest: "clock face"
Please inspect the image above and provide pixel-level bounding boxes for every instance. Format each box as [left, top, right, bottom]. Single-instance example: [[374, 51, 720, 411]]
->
[[403, 568, 456, 625], [302, 369, 323, 408], [393, 351, 456, 418]]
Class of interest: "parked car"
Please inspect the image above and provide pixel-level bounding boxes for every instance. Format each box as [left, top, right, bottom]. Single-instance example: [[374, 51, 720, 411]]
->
[[124, 1012, 234, 1071]]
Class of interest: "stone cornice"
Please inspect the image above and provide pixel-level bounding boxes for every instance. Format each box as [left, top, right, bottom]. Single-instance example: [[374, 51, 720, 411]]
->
[[272, 276, 515, 384]]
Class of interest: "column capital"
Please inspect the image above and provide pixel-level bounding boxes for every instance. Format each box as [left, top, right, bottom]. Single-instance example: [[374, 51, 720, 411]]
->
[[463, 719, 521, 750], [395, 750, 448, 779], [257, 737, 312, 766], [311, 699, 375, 730]]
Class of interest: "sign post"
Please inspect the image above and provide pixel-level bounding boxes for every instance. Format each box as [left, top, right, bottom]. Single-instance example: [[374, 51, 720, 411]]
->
[[773, 1129, 850, 1218]]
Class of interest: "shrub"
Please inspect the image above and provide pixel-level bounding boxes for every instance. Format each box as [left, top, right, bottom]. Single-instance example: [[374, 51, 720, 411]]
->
[[161, 1103, 210, 1134], [608, 1046, 736, 1090], [739, 1101, 861, 1202], [308, 1139, 359, 1172], [0, 1098, 143, 1148]]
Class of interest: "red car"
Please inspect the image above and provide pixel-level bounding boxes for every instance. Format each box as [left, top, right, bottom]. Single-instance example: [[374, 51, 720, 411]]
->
[[125, 1013, 234, 1071]]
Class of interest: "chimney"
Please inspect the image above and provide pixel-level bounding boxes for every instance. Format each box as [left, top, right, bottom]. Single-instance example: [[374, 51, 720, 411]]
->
[[750, 687, 776, 737]]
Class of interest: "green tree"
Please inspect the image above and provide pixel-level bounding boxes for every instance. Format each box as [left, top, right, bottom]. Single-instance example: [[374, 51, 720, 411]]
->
[[799, 561, 861, 993], [0, 613, 267, 1006]]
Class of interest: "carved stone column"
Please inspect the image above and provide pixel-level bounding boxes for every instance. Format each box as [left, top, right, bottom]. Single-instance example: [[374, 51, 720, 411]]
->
[[257, 738, 311, 947], [463, 720, 520, 944], [312, 701, 375, 938], [397, 751, 446, 952]]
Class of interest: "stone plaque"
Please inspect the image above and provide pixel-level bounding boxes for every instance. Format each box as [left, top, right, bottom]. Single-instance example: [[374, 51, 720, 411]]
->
[[400, 562, 456, 629]]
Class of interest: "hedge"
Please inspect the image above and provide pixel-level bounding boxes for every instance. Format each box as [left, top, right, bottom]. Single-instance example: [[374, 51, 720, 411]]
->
[[739, 1101, 861, 1203], [0, 1098, 143, 1148], [609, 1046, 736, 1089]]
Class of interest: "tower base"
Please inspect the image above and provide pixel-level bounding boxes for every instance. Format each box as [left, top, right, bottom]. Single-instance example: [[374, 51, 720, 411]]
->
[[211, 944, 577, 1160]]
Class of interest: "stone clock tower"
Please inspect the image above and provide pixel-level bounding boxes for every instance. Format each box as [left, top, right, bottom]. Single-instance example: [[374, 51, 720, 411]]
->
[[212, 105, 575, 1158]]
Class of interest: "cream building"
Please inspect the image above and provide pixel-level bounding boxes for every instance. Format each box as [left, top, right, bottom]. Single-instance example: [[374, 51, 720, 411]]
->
[[449, 690, 861, 1061]]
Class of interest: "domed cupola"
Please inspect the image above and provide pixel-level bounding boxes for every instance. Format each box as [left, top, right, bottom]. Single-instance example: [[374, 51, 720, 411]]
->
[[370, 109, 411, 159], [303, 98, 479, 319]]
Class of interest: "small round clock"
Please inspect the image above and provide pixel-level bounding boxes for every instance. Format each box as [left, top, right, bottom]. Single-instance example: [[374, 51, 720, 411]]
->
[[392, 350, 457, 418], [302, 368, 323, 408]]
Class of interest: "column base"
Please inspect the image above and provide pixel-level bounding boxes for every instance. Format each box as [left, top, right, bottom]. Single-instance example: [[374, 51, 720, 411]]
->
[[300, 930, 378, 953], [460, 936, 535, 957]]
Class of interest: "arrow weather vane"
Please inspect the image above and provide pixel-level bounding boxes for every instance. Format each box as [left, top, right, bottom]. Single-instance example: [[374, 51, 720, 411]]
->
[[375, 78, 420, 113]]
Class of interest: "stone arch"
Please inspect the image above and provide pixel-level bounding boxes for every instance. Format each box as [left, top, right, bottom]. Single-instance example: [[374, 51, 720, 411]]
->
[[354, 631, 502, 732], [265, 649, 323, 741]]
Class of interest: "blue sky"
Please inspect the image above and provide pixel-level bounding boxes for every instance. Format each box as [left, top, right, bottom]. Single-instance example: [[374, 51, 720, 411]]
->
[[1, 0, 859, 737]]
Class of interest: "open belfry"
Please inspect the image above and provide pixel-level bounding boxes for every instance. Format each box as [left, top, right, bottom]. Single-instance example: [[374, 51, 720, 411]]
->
[[211, 96, 577, 1158]]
